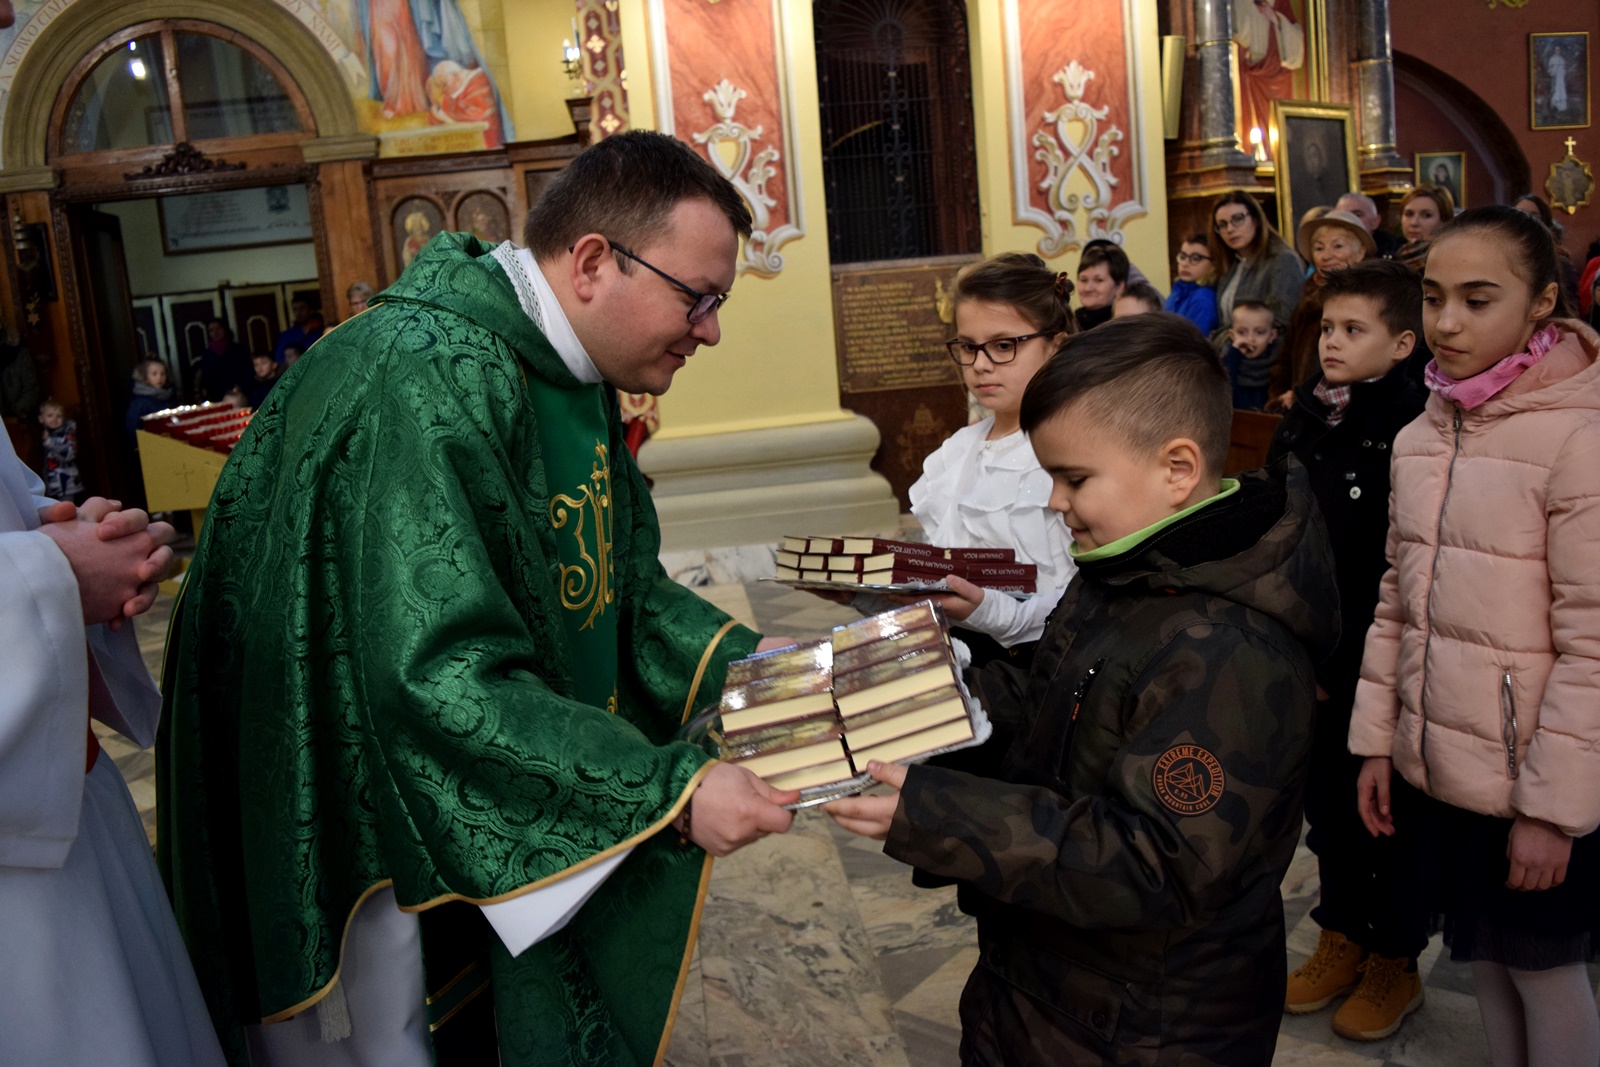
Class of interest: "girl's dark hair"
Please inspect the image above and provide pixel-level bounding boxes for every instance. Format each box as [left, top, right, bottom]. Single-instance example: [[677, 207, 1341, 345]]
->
[[1439, 205, 1574, 318], [1209, 191, 1276, 269], [951, 252, 1077, 337]]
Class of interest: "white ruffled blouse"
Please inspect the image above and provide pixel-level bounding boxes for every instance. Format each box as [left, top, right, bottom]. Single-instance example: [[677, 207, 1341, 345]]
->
[[907, 418, 1076, 646]]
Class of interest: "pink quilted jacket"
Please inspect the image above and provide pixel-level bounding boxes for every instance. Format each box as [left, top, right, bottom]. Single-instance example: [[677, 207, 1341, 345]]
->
[[1349, 320, 1600, 836]]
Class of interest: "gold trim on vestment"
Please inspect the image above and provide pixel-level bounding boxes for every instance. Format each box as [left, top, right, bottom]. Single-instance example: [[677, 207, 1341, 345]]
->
[[259, 878, 397, 1024], [684, 618, 740, 724], [653, 852, 716, 1067], [427, 975, 492, 1032], [426, 960, 482, 1005]]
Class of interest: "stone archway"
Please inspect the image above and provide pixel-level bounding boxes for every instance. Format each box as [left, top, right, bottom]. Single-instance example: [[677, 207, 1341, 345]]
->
[[2, 0, 366, 174]]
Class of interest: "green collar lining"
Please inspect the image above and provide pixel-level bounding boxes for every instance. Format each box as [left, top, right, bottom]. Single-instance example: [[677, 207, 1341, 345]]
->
[[1071, 479, 1240, 561]]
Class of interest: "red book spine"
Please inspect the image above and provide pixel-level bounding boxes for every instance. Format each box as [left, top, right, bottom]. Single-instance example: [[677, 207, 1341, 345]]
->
[[946, 547, 1016, 562], [966, 563, 1037, 581]]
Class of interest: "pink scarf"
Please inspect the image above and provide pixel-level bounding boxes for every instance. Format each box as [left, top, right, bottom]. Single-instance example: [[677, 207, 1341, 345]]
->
[[1424, 324, 1559, 409]]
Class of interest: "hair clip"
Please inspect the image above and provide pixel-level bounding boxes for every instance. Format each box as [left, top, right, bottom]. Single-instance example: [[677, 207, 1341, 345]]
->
[[1054, 273, 1075, 300]]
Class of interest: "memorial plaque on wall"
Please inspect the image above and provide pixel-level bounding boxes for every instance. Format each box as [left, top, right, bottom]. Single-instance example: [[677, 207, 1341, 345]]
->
[[833, 257, 976, 507]]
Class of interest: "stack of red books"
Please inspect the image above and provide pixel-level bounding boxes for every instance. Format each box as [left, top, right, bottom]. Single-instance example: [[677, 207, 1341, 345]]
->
[[139, 403, 255, 455], [774, 535, 1036, 592]]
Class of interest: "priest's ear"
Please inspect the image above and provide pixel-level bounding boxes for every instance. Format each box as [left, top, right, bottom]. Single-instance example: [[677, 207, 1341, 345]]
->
[[566, 233, 614, 304]]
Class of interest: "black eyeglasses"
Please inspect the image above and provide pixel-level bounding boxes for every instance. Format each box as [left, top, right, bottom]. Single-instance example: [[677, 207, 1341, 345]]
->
[[610, 243, 729, 323], [945, 333, 1048, 366], [1175, 251, 1212, 264], [1214, 212, 1253, 232]]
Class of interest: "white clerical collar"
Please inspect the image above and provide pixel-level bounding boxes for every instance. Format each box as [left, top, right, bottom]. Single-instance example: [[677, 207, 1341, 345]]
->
[[490, 241, 602, 385]]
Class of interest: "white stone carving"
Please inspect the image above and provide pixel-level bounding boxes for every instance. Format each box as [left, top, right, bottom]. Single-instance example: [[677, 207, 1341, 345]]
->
[[1001, 0, 1150, 260], [691, 78, 803, 276], [1030, 61, 1146, 257]]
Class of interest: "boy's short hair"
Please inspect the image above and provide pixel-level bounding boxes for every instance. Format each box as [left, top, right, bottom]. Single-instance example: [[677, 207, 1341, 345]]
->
[[1116, 282, 1164, 314], [1230, 299, 1276, 327], [39, 398, 64, 414], [1077, 244, 1130, 286], [1021, 312, 1232, 474], [1318, 258, 1423, 338]]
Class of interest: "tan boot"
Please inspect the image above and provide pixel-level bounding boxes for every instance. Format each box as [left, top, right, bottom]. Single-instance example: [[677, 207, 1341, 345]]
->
[[1285, 929, 1363, 1013], [1331, 954, 1423, 1040]]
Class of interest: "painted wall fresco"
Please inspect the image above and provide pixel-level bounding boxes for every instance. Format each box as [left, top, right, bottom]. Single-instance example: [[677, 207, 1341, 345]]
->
[[0, 0, 514, 165]]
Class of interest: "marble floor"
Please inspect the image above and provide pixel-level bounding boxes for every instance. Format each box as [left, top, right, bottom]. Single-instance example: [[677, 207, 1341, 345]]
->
[[121, 576, 1598, 1067]]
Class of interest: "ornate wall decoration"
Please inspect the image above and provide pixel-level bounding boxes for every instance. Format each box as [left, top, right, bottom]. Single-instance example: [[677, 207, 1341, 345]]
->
[[1030, 62, 1135, 257], [1547, 137, 1595, 216], [691, 79, 801, 275], [1002, 0, 1148, 259], [576, 0, 629, 140], [646, 0, 805, 276]]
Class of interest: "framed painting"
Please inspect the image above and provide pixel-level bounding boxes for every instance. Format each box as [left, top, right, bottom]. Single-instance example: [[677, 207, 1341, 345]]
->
[[158, 183, 313, 254], [1531, 33, 1589, 130], [392, 197, 444, 275], [1416, 152, 1466, 210], [1231, 0, 1329, 158], [455, 191, 510, 245], [1270, 100, 1358, 237]]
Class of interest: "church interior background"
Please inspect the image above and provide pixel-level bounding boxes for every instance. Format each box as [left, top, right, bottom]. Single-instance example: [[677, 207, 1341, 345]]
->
[[3, 1, 1597, 1063]]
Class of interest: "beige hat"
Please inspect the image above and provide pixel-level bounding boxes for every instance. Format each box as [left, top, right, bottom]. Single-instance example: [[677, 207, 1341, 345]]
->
[[1297, 209, 1376, 263]]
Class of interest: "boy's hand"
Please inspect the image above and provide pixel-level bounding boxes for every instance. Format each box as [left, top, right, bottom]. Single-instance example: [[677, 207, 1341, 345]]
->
[[37, 500, 176, 626], [924, 574, 985, 622], [1506, 816, 1572, 891], [823, 760, 907, 840], [680, 762, 799, 856], [1356, 756, 1394, 837]]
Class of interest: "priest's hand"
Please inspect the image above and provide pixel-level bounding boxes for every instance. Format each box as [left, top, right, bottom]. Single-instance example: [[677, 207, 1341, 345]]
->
[[38, 498, 176, 626], [681, 763, 800, 856], [822, 760, 907, 840]]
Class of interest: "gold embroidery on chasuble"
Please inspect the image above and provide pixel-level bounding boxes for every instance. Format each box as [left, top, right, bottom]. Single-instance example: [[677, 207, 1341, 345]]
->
[[605, 688, 619, 715], [549, 442, 616, 631]]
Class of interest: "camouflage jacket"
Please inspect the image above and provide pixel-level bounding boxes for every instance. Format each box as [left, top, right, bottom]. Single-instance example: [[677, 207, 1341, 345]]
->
[[887, 461, 1338, 1067]]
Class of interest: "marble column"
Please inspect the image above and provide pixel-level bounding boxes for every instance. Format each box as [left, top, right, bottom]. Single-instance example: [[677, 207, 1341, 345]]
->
[[1354, 0, 1408, 172], [1192, 0, 1255, 169]]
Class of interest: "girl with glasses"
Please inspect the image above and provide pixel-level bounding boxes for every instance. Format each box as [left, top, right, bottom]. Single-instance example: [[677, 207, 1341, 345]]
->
[[1164, 232, 1219, 335], [903, 253, 1080, 669]]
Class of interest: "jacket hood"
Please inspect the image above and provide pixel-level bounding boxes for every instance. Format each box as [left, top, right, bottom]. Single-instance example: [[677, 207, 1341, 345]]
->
[[376, 231, 577, 388], [1075, 458, 1339, 660], [1426, 319, 1600, 426]]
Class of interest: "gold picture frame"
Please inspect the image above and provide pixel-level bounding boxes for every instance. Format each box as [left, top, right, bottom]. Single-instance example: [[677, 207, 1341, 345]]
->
[[1547, 138, 1595, 215], [1531, 32, 1589, 131], [1415, 152, 1467, 211], [1270, 100, 1360, 237]]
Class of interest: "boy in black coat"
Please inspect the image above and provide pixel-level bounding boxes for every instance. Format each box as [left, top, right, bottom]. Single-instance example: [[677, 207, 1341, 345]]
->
[[828, 315, 1339, 1066], [1266, 259, 1430, 1040]]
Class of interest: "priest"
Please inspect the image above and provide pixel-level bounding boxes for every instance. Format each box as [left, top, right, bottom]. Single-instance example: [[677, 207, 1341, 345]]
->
[[159, 131, 799, 1066]]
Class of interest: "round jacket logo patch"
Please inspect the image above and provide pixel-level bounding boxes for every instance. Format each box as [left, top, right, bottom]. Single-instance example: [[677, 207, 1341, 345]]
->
[[1152, 745, 1226, 816]]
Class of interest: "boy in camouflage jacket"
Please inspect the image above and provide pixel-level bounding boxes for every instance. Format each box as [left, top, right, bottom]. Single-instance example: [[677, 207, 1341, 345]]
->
[[828, 314, 1338, 1066]]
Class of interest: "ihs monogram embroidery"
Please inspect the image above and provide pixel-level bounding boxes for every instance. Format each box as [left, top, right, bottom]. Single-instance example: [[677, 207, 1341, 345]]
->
[[550, 442, 616, 631]]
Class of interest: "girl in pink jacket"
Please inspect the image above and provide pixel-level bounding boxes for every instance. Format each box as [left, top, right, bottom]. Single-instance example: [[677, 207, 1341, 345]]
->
[[1350, 205, 1600, 1067]]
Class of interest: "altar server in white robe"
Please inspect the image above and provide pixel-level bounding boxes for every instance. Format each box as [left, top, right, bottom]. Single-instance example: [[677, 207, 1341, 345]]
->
[[0, 430, 225, 1066]]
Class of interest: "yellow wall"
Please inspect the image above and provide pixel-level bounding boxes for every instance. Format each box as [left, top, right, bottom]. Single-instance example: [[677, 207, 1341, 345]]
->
[[617, 0, 850, 440], [966, 0, 1171, 290], [500, 0, 590, 142]]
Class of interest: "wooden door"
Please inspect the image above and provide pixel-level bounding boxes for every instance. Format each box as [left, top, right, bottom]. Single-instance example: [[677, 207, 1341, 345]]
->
[[70, 207, 142, 503], [163, 291, 223, 402], [227, 286, 285, 357]]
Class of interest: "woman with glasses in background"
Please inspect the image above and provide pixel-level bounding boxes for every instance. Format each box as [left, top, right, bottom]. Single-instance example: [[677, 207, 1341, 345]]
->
[[1206, 192, 1306, 408]]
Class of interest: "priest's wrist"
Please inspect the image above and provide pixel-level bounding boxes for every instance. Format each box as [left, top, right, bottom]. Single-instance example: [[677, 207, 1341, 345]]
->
[[674, 795, 694, 844]]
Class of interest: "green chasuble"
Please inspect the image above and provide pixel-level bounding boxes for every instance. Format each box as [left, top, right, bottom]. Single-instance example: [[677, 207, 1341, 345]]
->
[[156, 232, 760, 1065]]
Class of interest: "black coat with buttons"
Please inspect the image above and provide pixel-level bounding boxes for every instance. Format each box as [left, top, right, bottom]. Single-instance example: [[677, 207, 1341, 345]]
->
[[1267, 364, 1426, 708]]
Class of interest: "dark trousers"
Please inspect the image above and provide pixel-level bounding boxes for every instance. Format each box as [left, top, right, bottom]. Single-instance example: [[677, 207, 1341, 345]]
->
[[1303, 698, 1432, 961]]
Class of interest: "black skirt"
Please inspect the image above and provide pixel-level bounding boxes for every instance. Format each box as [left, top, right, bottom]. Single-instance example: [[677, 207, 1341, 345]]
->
[[1409, 790, 1600, 969]]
